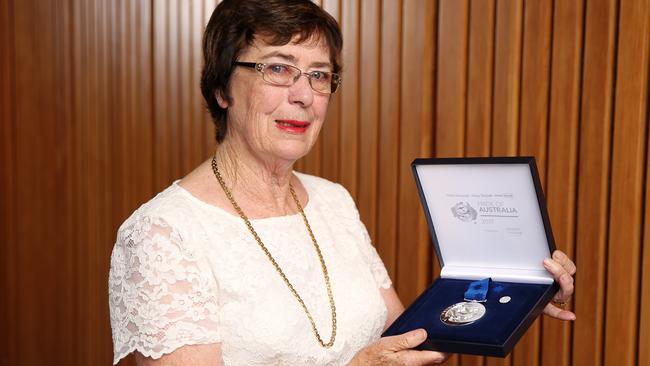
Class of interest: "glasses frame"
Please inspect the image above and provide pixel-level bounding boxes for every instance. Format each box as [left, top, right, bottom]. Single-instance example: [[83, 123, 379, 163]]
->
[[233, 61, 341, 94]]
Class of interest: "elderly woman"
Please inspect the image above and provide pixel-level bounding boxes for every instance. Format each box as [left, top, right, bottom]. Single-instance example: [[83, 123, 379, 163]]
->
[[108, 0, 577, 365]]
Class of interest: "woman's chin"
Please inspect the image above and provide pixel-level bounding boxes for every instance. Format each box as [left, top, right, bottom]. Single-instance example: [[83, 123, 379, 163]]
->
[[268, 142, 313, 163]]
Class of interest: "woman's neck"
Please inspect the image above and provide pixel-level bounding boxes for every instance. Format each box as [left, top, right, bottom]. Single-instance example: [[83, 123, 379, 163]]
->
[[212, 140, 298, 216]]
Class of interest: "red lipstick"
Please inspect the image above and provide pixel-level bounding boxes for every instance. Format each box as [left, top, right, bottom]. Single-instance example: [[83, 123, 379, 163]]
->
[[275, 119, 311, 134]]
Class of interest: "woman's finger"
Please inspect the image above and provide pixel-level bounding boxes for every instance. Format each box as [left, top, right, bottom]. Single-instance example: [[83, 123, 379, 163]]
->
[[397, 349, 448, 365], [380, 329, 427, 352], [543, 302, 576, 321], [543, 257, 574, 303], [552, 250, 576, 275]]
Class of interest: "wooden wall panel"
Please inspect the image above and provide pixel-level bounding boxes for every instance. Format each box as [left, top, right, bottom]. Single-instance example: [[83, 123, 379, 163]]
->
[[436, 0, 468, 157], [319, 0, 341, 183], [3, 0, 650, 365], [0, 0, 17, 364], [641, 128, 650, 366], [465, 0, 494, 158], [572, 1, 617, 365], [339, 0, 360, 199], [604, 1, 650, 365], [491, 0, 522, 157], [358, 0, 380, 240], [375, 0, 401, 280]]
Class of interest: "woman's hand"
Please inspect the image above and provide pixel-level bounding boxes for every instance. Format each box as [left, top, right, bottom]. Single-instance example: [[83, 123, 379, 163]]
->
[[349, 329, 449, 366], [542, 250, 577, 321]]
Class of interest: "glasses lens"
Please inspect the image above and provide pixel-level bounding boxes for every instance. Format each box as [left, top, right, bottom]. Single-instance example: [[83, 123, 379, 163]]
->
[[262, 63, 299, 86], [308, 71, 333, 93]]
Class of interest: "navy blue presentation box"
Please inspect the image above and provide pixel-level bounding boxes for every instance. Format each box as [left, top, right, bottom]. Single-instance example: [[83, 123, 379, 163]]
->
[[382, 157, 559, 357]]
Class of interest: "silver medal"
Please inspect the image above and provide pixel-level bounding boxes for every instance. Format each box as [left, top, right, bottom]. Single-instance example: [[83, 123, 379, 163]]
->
[[440, 301, 486, 326]]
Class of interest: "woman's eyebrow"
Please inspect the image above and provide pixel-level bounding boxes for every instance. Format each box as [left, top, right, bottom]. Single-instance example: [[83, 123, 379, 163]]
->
[[309, 61, 333, 69], [259, 51, 332, 69], [259, 51, 296, 62]]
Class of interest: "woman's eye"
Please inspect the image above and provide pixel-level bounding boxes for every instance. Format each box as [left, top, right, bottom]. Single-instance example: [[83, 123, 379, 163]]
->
[[310, 71, 329, 81], [268, 64, 288, 74]]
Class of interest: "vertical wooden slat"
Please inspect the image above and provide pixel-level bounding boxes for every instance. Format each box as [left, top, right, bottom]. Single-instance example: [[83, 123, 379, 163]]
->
[[436, 0, 468, 158], [572, 0, 617, 365], [491, 0, 522, 157], [603, 0, 650, 365], [465, 0, 494, 158], [512, 2, 553, 365], [397, 0, 435, 304], [193, 1, 209, 161], [179, 0, 194, 171], [58, 0, 78, 357], [153, 0, 167, 189], [376, 0, 402, 281], [13, 1, 41, 361], [71, 0, 86, 363], [0, 0, 17, 364], [339, 0, 360, 199], [320, 0, 341, 183], [358, 0, 380, 241], [153, 0, 181, 190], [138, 0, 154, 203], [641, 126, 650, 365], [541, 1, 584, 365]]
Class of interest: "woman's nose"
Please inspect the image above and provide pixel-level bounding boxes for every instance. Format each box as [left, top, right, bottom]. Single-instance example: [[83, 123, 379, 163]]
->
[[288, 74, 314, 107]]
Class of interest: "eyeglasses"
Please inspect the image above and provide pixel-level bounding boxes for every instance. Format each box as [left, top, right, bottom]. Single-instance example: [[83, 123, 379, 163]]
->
[[233, 61, 341, 94]]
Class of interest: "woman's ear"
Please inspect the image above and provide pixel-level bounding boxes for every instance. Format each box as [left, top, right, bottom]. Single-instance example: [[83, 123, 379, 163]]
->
[[215, 90, 229, 108]]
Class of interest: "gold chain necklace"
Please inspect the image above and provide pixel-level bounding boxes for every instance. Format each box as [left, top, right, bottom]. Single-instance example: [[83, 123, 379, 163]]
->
[[211, 156, 337, 348]]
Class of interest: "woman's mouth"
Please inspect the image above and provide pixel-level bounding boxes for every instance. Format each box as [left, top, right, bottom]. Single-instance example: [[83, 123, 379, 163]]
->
[[274, 119, 311, 134]]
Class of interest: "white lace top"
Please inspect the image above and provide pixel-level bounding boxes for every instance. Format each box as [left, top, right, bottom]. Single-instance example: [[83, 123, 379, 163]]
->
[[109, 173, 392, 365]]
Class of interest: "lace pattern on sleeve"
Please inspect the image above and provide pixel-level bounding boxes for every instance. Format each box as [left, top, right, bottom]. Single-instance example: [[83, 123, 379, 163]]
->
[[108, 215, 221, 364]]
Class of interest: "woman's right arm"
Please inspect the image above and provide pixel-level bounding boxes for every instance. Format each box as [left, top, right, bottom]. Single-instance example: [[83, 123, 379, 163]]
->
[[110, 216, 222, 365], [135, 344, 223, 366]]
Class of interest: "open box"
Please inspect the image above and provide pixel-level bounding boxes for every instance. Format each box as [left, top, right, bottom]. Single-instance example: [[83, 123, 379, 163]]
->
[[382, 157, 559, 357]]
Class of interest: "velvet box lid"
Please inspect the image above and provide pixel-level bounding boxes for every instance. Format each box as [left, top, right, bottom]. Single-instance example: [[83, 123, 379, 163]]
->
[[382, 157, 559, 357]]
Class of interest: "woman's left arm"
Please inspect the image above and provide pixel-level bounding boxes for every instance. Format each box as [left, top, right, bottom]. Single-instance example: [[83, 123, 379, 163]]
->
[[380, 286, 406, 332], [542, 249, 577, 321]]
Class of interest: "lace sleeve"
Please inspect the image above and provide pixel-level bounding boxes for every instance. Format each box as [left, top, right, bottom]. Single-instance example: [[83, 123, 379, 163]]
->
[[338, 185, 393, 290], [108, 215, 221, 364]]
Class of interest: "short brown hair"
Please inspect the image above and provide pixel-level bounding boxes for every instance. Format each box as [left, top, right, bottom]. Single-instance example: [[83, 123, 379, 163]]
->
[[200, 0, 343, 143]]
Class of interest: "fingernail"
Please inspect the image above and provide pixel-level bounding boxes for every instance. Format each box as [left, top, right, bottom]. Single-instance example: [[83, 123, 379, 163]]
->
[[416, 329, 427, 340], [543, 258, 552, 266]]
